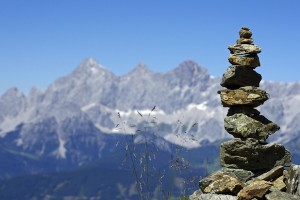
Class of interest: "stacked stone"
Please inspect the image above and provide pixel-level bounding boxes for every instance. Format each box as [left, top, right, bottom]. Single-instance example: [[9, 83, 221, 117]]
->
[[218, 27, 291, 172], [190, 27, 300, 200]]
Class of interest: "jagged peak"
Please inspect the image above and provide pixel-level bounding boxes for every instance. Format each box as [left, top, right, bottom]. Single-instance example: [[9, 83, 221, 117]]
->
[[1, 87, 24, 98], [74, 57, 107, 75], [127, 62, 153, 75], [170, 60, 208, 77]]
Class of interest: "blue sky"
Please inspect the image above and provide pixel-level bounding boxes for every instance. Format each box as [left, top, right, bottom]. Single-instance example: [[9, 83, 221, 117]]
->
[[1, 0, 300, 95]]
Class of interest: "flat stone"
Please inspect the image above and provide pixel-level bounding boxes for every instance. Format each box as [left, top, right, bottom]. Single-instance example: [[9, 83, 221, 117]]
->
[[228, 44, 261, 55], [236, 38, 253, 44], [218, 86, 269, 107], [227, 106, 260, 117], [225, 113, 280, 140], [204, 174, 244, 195], [265, 190, 300, 200], [256, 166, 284, 181], [190, 193, 238, 200], [220, 138, 291, 171], [222, 168, 255, 182], [229, 54, 260, 67], [237, 180, 271, 200], [285, 165, 300, 196], [239, 27, 252, 39], [221, 66, 262, 89], [199, 171, 239, 191], [271, 176, 286, 191]]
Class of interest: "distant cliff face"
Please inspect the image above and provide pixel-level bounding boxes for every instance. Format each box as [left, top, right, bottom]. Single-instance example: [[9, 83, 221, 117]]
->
[[0, 58, 300, 166]]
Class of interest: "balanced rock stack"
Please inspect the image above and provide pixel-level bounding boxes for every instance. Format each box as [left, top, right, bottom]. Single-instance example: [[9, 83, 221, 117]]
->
[[190, 27, 300, 200]]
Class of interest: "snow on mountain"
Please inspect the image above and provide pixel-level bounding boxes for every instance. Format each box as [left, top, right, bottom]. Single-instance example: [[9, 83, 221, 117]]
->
[[0, 58, 300, 161]]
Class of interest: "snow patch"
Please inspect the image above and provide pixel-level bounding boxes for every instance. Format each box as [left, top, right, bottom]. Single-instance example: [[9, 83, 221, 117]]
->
[[55, 137, 67, 159], [164, 134, 200, 149], [81, 103, 97, 111], [187, 101, 207, 111]]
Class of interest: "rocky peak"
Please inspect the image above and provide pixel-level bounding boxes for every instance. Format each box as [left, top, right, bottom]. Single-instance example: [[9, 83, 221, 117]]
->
[[127, 62, 153, 77]]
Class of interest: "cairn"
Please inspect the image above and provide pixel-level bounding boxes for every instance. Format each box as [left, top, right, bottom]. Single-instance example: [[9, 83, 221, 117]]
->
[[190, 27, 300, 200]]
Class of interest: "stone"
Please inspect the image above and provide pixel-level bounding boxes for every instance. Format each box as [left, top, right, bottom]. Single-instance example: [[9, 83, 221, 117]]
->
[[189, 193, 238, 200], [236, 38, 253, 44], [256, 166, 284, 181], [204, 174, 244, 195], [237, 180, 271, 200], [228, 54, 260, 67], [222, 168, 255, 182], [227, 106, 260, 117], [228, 44, 261, 55], [286, 165, 300, 196], [271, 176, 286, 191], [218, 86, 269, 107], [224, 113, 280, 140], [199, 171, 239, 191], [220, 138, 291, 171], [221, 65, 262, 89], [265, 190, 300, 200], [239, 27, 252, 39]]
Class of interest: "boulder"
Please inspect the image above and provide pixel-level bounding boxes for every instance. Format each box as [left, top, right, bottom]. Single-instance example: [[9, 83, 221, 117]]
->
[[271, 176, 286, 191], [189, 192, 238, 200], [203, 174, 244, 195], [219, 86, 268, 107], [221, 65, 262, 89], [236, 38, 253, 44], [256, 166, 284, 181], [237, 180, 271, 200], [239, 27, 252, 39], [265, 190, 300, 200], [222, 168, 254, 182], [199, 171, 239, 191], [220, 138, 291, 171], [224, 113, 280, 140], [228, 44, 261, 55], [228, 54, 260, 67], [285, 165, 300, 196]]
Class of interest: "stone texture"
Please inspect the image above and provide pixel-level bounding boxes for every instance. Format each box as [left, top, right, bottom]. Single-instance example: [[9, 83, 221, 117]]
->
[[227, 106, 260, 117], [224, 113, 280, 140], [265, 190, 300, 200], [221, 65, 262, 89], [220, 138, 291, 171], [190, 192, 238, 200], [199, 171, 239, 191], [218, 86, 269, 107], [236, 38, 253, 44], [228, 54, 260, 67], [222, 168, 254, 182], [256, 166, 284, 181], [204, 174, 244, 195], [237, 180, 271, 200], [286, 165, 300, 196], [228, 44, 261, 55], [271, 176, 286, 191], [239, 27, 252, 39]]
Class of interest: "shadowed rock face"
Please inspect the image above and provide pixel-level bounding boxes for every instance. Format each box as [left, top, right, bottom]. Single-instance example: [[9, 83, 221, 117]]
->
[[221, 65, 262, 89], [220, 138, 291, 171]]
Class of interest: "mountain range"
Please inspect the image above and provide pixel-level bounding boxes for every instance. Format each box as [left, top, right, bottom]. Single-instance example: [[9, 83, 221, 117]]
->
[[0, 58, 300, 199]]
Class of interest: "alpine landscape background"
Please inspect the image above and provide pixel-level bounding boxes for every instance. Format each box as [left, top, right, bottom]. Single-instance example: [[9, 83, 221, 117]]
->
[[0, 58, 300, 199]]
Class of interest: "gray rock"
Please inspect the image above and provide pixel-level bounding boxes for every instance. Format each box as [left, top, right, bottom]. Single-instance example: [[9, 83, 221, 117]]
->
[[220, 138, 291, 171], [237, 180, 271, 200], [286, 165, 300, 196], [222, 168, 254, 182], [221, 65, 262, 89], [256, 166, 284, 181], [239, 27, 252, 39], [265, 190, 300, 200], [189, 192, 237, 200], [236, 38, 253, 44], [228, 44, 261, 55], [224, 113, 280, 140], [228, 54, 260, 67], [218, 86, 269, 107], [199, 171, 239, 191]]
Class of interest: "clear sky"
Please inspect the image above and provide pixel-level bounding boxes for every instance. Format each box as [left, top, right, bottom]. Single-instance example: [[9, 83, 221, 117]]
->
[[1, 0, 300, 95]]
